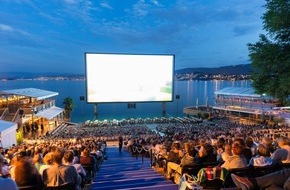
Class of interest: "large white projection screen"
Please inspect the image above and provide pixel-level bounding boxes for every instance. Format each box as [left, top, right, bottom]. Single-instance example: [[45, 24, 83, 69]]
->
[[85, 53, 174, 103]]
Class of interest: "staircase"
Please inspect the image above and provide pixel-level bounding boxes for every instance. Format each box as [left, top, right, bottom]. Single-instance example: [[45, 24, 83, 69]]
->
[[91, 147, 178, 190]]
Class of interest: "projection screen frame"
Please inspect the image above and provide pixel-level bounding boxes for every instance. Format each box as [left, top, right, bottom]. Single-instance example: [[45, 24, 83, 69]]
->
[[85, 52, 175, 104]]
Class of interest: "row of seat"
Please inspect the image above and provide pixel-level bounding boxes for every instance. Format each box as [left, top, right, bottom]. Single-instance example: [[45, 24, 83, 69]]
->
[[18, 163, 96, 190], [180, 162, 290, 189], [19, 182, 75, 190]]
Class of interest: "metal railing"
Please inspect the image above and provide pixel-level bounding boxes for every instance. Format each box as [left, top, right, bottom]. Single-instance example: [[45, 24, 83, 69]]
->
[[33, 100, 56, 114]]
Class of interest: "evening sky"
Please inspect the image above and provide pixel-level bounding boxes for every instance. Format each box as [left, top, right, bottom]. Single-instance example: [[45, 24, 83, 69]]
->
[[0, 0, 266, 74]]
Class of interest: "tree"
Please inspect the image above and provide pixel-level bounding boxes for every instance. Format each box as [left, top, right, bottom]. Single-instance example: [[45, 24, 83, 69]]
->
[[248, 0, 290, 106], [62, 97, 75, 120]]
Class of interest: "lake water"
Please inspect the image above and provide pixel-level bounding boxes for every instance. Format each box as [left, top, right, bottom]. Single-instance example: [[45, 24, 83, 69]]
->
[[0, 80, 252, 122]]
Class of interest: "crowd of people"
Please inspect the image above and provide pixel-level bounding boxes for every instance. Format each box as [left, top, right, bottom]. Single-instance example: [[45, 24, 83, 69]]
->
[[147, 119, 290, 188], [1, 116, 290, 189], [0, 137, 106, 190]]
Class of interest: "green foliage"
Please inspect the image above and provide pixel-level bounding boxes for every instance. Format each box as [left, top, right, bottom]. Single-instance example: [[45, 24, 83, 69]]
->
[[202, 112, 210, 119], [248, 0, 290, 106], [273, 116, 284, 124], [262, 0, 290, 42], [62, 97, 75, 118], [196, 112, 202, 118], [16, 130, 23, 145]]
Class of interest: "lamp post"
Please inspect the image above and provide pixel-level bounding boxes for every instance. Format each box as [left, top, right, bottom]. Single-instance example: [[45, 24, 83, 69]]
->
[[94, 104, 98, 120], [79, 96, 84, 117], [162, 102, 166, 116], [176, 95, 180, 116]]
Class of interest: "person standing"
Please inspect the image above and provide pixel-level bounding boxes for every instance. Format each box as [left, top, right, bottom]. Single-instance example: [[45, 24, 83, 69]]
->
[[119, 134, 123, 153]]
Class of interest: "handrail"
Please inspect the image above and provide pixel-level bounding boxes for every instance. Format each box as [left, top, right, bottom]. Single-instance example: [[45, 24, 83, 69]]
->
[[12, 108, 20, 123], [0, 108, 8, 119], [22, 107, 33, 114], [34, 100, 55, 114], [130, 145, 153, 163]]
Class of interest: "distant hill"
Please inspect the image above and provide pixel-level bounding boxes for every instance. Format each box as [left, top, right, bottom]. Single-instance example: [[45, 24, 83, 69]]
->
[[0, 64, 253, 79], [0, 72, 83, 79], [175, 64, 253, 75]]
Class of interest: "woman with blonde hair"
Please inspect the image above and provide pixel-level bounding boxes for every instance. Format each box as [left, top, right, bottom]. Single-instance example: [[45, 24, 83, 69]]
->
[[39, 152, 54, 176], [218, 143, 232, 164]]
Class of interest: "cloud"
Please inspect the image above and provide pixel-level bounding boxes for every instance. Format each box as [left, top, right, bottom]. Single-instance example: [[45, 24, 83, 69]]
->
[[233, 25, 257, 36], [0, 0, 265, 73], [63, 0, 80, 5], [100, 2, 113, 10], [0, 23, 31, 36], [150, 0, 162, 7], [0, 24, 14, 32], [130, 0, 165, 17], [38, 11, 61, 23], [61, 0, 96, 23], [132, 0, 149, 17]]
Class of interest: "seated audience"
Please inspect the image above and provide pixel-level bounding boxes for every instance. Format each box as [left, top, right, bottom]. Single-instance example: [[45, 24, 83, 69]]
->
[[218, 143, 232, 164], [39, 152, 54, 176], [13, 157, 45, 189], [231, 168, 290, 190], [248, 144, 272, 167], [216, 138, 226, 161], [272, 137, 290, 164], [198, 143, 216, 163], [165, 143, 198, 179], [0, 154, 10, 177], [10, 150, 30, 180], [71, 149, 80, 164], [153, 141, 168, 167], [42, 147, 81, 189], [261, 137, 275, 154], [63, 150, 86, 177], [246, 137, 257, 157], [33, 153, 44, 172], [80, 148, 97, 173], [166, 141, 183, 164], [0, 156, 18, 190], [234, 138, 251, 164], [63, 150, 86, 189], [221, 141, 247, 170]]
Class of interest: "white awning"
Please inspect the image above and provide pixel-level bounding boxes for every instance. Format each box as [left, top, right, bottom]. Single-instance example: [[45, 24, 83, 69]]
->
[[35, 106, 64, 120]]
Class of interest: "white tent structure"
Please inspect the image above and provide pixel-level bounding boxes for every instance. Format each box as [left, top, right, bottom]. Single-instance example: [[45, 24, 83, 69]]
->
[[0, 120, 17, 148]]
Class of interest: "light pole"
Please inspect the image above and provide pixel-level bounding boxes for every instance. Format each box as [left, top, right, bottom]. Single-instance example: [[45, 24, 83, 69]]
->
[[94, 104, 98, 120], [80, 96, 84, 117], [162, 102, 166, 116], [176, 95, 180, 116]]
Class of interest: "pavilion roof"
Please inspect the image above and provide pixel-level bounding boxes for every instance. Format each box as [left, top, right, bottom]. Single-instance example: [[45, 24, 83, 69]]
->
[[214, 87, 261, 98], [0, 88, 58, 100]]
